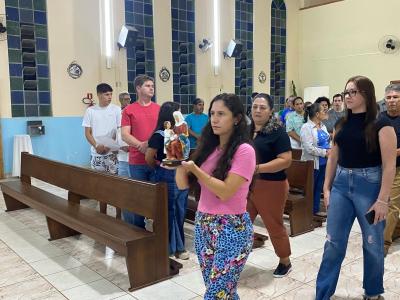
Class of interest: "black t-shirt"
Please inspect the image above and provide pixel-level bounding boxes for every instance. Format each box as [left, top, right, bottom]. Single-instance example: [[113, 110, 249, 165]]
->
[[335, 111, 392, 168], [381, 111, 400, 167], [148, 131, 166, 162], [254, 126, 291, 181]]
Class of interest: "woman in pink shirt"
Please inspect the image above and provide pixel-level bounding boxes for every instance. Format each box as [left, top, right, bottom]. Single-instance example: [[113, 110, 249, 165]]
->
[[176, 93, 256, 299]]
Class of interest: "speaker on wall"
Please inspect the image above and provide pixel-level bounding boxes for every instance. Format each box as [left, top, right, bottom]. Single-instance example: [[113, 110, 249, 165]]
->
[[224, 39, 243, 58], [117, 25, 139, 48]]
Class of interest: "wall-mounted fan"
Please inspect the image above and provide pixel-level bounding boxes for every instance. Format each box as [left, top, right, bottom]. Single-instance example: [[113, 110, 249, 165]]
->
[[0, 15, 7, 41], [378, 35, 400, 54]]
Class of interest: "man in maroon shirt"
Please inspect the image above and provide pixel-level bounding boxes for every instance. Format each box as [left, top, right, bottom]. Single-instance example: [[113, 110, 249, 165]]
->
[[121, 75, 160, 227]]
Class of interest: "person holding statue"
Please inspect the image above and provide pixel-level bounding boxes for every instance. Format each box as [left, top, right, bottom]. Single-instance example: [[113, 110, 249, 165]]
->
[[145, 102, 189, 260]]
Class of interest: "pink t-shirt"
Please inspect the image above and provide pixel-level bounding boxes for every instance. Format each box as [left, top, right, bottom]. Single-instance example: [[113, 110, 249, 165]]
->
[[197, 143, 256, 215], [121, 102, 160, 164]]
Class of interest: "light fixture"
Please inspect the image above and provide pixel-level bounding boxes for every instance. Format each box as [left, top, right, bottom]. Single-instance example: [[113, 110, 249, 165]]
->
[[213, 0, 220, 75], [198, 38, 213, 53], [103, 0, 113, 69]]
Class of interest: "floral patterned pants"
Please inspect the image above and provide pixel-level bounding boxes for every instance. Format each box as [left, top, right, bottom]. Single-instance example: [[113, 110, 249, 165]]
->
[[195, 212, 253, 300]]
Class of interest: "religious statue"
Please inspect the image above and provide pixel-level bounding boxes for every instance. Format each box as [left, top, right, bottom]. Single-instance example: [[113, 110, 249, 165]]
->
[[164, 111, 190, 163]]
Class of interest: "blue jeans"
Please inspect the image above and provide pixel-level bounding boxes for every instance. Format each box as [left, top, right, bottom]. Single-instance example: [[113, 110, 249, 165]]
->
[[118, 161, 130, 177], [316, 166, 385, 299], [314, 164, 326, 214], [155, 166, 188, 254], [123, 164, 156, 228]]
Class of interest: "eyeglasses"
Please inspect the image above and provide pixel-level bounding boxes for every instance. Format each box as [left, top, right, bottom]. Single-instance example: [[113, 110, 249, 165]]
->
[[341, 90, 361, 98]]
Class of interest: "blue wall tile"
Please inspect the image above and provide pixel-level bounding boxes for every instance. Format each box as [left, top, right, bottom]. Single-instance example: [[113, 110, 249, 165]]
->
[[36, 38, 48, 51], [33, 10, 47, 24], [9, 63, 23, 76], [11, 91, 24, 104], [38, 91, 51, 104], [7, 35, 21, 49], [37, 65, 49, 78], [6, 7, 19, 21]]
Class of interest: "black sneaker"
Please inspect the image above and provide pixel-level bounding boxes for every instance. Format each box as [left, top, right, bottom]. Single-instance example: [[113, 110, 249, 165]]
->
[[363, 296, 383, 300], [273, 263, 292, 278]]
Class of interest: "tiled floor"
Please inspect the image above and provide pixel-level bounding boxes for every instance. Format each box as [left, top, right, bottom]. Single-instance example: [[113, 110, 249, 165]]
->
[[0, 179, 399, 299]]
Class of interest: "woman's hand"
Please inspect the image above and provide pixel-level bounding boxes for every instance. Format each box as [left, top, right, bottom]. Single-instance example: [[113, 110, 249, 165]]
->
[[367, 200, 388, 225], [323, 188, 330, 210], [181, 160, 196, 172]]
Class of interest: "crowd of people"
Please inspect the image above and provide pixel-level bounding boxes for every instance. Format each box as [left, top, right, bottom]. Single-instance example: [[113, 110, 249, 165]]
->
[[82, 74, 399, 300]]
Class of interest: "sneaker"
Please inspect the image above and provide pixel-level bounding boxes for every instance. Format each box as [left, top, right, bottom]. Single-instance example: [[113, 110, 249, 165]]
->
[[175, 251, 190, 260], [273, 263, 292, 278], [363, 295, 383, 300]]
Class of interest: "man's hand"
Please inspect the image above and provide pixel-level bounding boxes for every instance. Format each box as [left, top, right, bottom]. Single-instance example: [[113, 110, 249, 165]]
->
[[120, 146, 129, 152], [137, 141, 148, 154], [95, 144, 109, 155]]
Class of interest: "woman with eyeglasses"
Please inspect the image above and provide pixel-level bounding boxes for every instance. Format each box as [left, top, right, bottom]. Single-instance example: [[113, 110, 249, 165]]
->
[[300, 102, 331, 216], [248, 93, 293, 277], [316, 76, 397, 300]]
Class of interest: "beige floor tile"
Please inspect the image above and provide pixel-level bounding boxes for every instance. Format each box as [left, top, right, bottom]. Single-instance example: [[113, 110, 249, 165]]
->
[[85, 256, 127, 278], [30, 254, 83, 276], [45, 265, 103, 291], [0, 255, 41, 288], [61, 279, 126, 300], [130, 279, 197, 300], [247, 248, 280, 270], [384, 271, 400, 294], [272, 284, 315, 300], [287, 258, 319, 284], [171, 270, 205, 295], [240, 270, 303, 298], [0, 276, 66, 299], [385, 253, 400, 273], [12, 243, 66, 263]]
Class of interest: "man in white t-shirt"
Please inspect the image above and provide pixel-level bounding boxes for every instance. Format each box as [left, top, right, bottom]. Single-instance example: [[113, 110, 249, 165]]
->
[[116, 91, 131, 177], [82, 83, 121, 214]]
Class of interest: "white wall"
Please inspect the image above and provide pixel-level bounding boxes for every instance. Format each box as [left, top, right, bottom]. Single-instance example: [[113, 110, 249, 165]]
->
[[298, 0, 400, 100]]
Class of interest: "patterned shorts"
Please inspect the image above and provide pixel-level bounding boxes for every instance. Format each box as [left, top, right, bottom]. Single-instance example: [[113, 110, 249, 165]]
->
[[90, 153, 118, 174]]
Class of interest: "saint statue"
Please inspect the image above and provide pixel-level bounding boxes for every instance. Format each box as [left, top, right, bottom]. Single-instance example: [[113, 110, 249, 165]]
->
[[165, 111, 190, 161]]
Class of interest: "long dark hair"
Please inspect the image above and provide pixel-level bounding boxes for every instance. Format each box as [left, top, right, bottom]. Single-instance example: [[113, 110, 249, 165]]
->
[[191, 93, 251, 181], [335, 76, 378, 152], [153, 101, 180, 132]]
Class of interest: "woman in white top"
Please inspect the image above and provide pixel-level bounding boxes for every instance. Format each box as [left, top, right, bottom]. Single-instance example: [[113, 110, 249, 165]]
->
[[300, 102, 330, 216]]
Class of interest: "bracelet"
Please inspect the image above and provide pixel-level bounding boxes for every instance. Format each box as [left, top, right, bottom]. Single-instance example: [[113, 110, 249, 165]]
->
[[255, 164, 259, 174], [377, 199, 388, 205]]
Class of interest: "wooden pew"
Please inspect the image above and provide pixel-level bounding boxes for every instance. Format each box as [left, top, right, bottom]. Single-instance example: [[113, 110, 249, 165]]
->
[[285, 159, 315, 236], [292, 148, 302, 160], [1, 152, 171, 291]]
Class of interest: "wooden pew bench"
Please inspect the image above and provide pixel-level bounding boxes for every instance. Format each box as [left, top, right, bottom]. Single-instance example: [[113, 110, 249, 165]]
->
[[284, 159, 315, 236], [1, 152, 171, 291]]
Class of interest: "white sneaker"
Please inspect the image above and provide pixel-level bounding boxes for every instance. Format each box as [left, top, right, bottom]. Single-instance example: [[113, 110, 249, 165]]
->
[[175, 251, 189, 260]]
